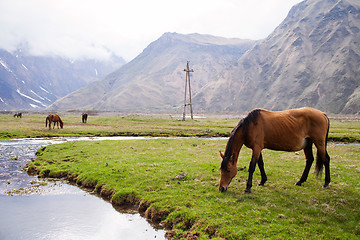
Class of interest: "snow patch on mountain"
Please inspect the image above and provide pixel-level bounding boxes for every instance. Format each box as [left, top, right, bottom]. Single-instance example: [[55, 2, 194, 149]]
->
[[0, 59, 12, 72], [22, 64, 29, 70], [30, 90, 45, 101], [40, 86, 50, 94], [16, 89, 47, 107], [30, 103, 40, 108]]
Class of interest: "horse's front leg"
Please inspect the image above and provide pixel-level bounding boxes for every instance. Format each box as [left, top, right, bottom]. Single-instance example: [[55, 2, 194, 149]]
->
[[245, 149, 261, 193], [257, 153, 267, 186]]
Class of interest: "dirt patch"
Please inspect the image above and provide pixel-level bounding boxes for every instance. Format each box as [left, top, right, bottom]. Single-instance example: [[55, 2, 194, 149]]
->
[[165, 230, 201, 240], [138, 200, 151, 214], [26, 165, 40, 175], [145, 207, 170, 223]]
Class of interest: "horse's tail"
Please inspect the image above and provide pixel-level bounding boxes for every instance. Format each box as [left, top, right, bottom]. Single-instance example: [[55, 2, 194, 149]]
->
[[315, 114, 330, 176]]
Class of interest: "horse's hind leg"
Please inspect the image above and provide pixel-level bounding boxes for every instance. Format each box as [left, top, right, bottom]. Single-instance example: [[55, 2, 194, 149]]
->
[[323, 151, 331, 188], [296, 138, 314, 186], [314, 142, 331, 188], [257, 153, 267, 186]]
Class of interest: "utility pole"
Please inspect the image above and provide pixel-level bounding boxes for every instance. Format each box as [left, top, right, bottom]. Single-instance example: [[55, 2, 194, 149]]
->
[[183, 61, 194, 121]]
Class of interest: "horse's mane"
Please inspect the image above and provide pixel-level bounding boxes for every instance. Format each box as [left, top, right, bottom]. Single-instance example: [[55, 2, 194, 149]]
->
[[221, 109, 261, 170]]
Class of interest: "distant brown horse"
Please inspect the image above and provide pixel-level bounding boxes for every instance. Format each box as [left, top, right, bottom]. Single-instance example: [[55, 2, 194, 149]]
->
[[219, 107, 330, 193], [82, 113, 88, 123], [45, 114, 63, 130]]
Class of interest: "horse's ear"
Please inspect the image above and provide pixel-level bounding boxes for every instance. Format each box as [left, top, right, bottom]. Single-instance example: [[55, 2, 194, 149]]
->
[[219, 151, 224, 159]]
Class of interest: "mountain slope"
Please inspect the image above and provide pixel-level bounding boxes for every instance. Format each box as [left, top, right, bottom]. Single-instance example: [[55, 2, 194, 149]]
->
[[0, 49, 125, 110], [49, 0, 360, 114], [194, 0, 360, 114], [49, 33, 255, 111]]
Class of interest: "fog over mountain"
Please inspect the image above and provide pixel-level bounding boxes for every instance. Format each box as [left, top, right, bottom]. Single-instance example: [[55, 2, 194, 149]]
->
[[4, 0, 359, 114], [49, 33, 255, 112], [50, 0, 360, 114], [0, 0, 302, 62], [0, 49, 125, 110]]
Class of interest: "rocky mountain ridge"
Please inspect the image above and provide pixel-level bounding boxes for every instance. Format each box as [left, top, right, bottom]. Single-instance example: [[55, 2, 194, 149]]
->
[[194, 0, 360, 114], [49, 33, 255, 112], [17, 0, 360, 114]]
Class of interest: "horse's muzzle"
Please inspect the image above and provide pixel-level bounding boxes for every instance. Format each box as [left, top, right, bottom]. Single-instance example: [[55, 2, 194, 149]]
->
[[219, 186, 228, 192]]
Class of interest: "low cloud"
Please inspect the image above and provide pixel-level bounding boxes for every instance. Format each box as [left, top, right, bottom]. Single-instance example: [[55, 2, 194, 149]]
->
[[0, 0, 301, 61]]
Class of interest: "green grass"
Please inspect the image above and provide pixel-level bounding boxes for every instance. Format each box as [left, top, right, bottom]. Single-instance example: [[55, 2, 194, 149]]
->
[[329, 120, 360, 142], [3, 112, 360, 238], [1, 113, 360, 142], [0, 113, 236, 139], [28, 139, 360, 239]]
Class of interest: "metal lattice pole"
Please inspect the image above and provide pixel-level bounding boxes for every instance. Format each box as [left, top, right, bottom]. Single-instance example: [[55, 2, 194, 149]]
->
[[183, 61, 194, 121]]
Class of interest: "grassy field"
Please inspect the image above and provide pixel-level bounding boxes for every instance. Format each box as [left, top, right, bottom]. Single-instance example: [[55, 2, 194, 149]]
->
[[1, 112, 360, 141], [0, 113, 236, 139], [2, 112, 360, 239], [328, 119, 360, 142], [28, 139, 360, 239]]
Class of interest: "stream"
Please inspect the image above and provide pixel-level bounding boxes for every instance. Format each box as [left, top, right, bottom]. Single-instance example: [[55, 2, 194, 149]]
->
[[0, 137, 165, 240]]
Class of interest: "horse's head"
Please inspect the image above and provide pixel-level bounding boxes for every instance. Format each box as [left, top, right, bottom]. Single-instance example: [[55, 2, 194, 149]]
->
[[219, 151, 238, 192], [60, 121, 63, 129]]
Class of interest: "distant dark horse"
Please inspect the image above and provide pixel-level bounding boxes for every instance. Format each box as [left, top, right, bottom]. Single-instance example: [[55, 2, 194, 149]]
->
[[45, 114, 63, 130], [82, 113, 88, 123], [219, 107, 330, 193], [13, 112, 22, 118]]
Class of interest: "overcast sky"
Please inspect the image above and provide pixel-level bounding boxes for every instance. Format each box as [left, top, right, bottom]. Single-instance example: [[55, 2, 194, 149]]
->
[[0, 0, 302, 61]]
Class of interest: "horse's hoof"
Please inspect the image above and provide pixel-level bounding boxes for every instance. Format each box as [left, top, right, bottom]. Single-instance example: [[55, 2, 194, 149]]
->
[[219, 186, 228, 192], [295, 181, 302, 186], [322, 183, 330, 188], [244, 189, 251, 194], [258, 182, 265, 186]]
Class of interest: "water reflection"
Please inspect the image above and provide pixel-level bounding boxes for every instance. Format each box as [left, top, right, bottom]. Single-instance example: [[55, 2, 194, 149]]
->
[[0, 137, 149, 195], [0, 138, 51, 194], [0, 189, 165, 240], [0, 138, 165, 240]]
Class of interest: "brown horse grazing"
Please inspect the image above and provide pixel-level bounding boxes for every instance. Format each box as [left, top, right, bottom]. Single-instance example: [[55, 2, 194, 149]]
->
[[45, 114, 63, 130], [219, 107, 330, 193], [82, 113, 88, 123]]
